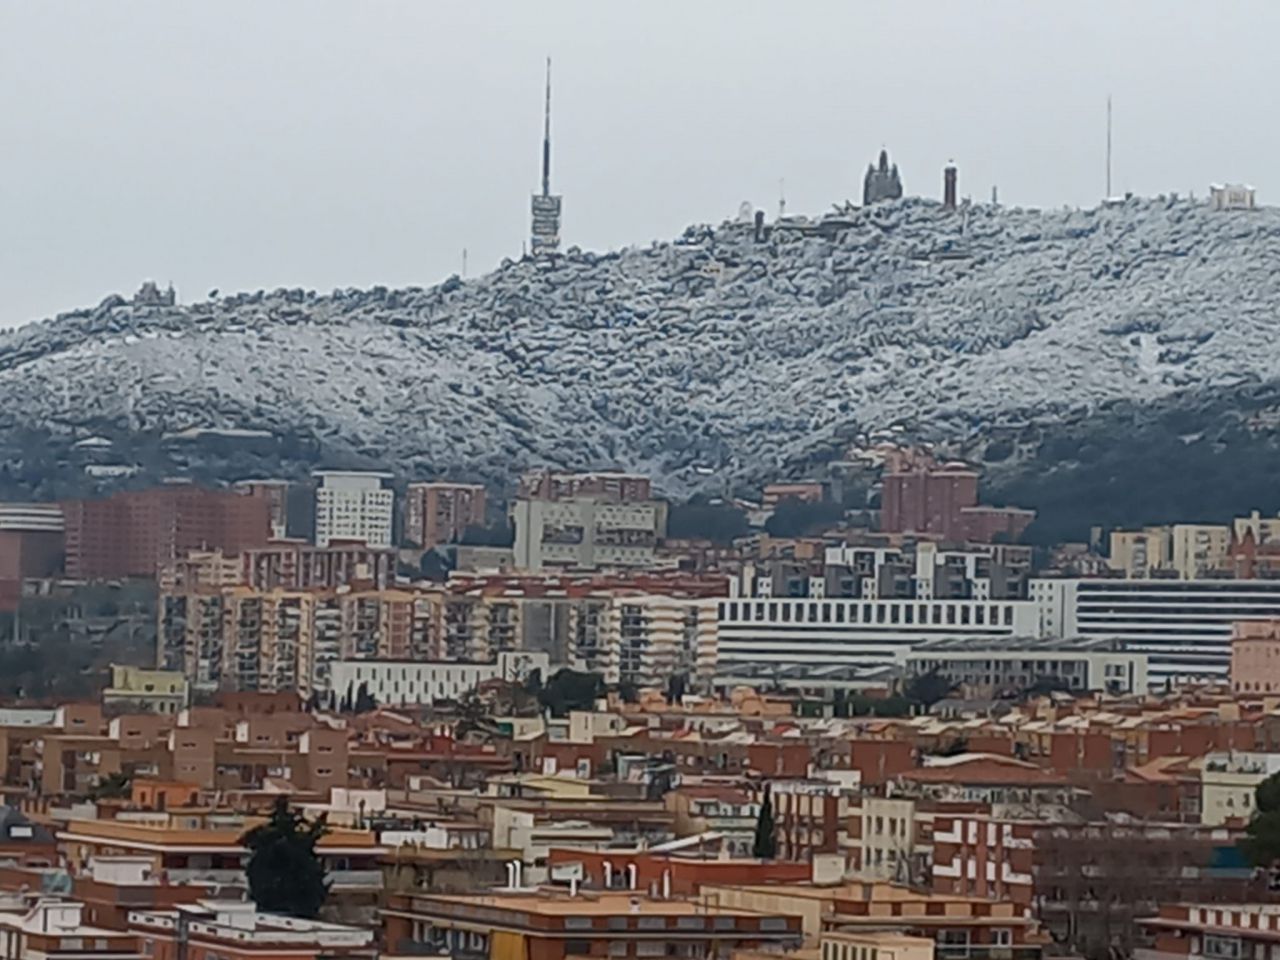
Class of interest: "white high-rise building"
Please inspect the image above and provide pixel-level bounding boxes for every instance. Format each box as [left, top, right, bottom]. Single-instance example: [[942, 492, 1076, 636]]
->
[[313, 471, 393, 549], [1031, 577, 1280, 687]]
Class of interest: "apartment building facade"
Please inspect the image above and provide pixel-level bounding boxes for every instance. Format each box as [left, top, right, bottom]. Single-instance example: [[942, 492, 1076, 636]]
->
[[511, 497, 668, 571], [403, 482, 487, 549], [313, 471, 393, 548], [1031, 578, 1280, 686], [64, 484, 271, 580], [329, 651, 549, 707], [714, 595, 1038, 673]]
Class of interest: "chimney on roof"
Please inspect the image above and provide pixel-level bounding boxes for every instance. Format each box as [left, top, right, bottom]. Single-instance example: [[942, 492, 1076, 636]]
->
[[944, 164, 958, 210]]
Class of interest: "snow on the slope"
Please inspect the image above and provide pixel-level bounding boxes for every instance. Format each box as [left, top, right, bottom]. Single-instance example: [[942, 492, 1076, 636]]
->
[[4, 196, 1280, 489]]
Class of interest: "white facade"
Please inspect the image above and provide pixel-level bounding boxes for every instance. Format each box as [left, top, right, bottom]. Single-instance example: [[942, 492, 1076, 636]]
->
[[714, 596, 1038, 671], [329, 650, 549, 706], [905, 640, 1148, 694], [1031, 578, 1280, 686], [570, 594, 718, 686], [0, 503, 64, 532], [313, 471, 393, 548], [511, 497, 667, 571], [1210, 183, 1256, 211]]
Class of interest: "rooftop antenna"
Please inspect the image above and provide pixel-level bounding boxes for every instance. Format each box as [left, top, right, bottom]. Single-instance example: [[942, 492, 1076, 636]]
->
[[462, 248, 468, 278], [778, 178, 786, 220], [1106, 94, 1113, 198], [541, 57, 552, 198]]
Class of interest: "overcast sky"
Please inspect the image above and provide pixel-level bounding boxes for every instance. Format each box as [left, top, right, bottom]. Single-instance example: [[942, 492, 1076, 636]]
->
[[1, 0, 1275, 328]]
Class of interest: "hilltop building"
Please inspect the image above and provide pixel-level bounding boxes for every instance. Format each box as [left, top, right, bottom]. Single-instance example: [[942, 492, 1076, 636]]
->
[[864, 149, 904, 205]]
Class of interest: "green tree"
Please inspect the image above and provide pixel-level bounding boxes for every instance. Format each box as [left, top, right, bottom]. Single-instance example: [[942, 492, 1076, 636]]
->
[[764, 497, 844, 538], [88, 772, 131, 801], [538, 668, 605, 718], [667, 499, 749, 544], [354, 682, 377, 714], [904, 669, 955, 709], [241, 797, 330, 918], [752, 785, 777, 859], [1242, 772, 1280, 867]]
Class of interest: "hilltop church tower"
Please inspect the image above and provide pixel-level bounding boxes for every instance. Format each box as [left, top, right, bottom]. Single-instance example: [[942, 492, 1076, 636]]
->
[[863, 149, 904, 205]]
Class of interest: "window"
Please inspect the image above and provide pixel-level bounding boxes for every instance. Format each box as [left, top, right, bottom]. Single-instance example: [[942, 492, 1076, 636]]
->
[[1205, 936, 1243, 960], [992, 929, 1012, 947]]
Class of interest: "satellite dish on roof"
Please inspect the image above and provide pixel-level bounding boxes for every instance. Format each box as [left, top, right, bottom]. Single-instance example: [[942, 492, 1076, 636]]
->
[[737, 201, 753, 223]]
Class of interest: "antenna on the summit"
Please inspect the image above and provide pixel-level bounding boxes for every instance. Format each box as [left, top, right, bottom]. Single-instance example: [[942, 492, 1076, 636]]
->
[[1106, 94, 1113, 199], [778, 178, 786, 221], [529, 57, 562, 258], [541, 57, 552, 198]]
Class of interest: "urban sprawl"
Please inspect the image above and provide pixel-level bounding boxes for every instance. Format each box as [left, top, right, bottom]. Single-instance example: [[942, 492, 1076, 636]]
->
[[0, 448, 1278, 960]]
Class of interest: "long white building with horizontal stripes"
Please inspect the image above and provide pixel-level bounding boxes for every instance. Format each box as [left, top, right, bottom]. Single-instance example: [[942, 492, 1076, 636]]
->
[[714, 596, 1039, 671], [1030, 578, 1280, 687]]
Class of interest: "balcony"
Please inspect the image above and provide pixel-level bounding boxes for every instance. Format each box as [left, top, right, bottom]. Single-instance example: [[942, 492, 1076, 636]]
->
[[936, 947, 1042, 960], [328, 869, 384, 890], [166, 868, 245, 885]]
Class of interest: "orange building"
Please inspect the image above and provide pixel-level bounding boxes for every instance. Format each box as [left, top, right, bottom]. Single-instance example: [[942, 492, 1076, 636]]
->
[[1230, 619, 1280, 694], [382, 889, 801, 959]]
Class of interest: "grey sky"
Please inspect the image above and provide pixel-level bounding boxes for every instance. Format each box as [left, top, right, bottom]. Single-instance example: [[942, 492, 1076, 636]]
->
[[1, 0, 1275, 328]]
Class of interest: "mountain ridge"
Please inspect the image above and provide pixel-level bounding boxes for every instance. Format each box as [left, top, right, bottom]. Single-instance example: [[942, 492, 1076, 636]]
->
[[6, 195, 1280, 537]]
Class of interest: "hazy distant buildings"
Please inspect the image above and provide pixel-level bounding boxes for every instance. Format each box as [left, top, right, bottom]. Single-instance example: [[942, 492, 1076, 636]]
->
[[313, 471, 393, 549], [404, 482, 487, 550]]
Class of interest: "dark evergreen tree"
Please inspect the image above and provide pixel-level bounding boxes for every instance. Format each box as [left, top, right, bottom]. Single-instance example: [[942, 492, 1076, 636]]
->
[[666, 672, 687, 705], [354, 681, 377, 713], [752, 785, 777, 859], [904, 669, 955, 709], [241, 797, 329, 918], [1242, 771, 1280, 867]]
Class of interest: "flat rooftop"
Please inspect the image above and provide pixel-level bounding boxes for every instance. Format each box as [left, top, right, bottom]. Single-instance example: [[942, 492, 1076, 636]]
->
[[402, 891, 776, 917], [909, 635, 1134, 654]]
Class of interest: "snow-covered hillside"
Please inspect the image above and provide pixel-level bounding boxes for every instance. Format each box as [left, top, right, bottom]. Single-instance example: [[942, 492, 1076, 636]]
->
[[6, 196, 1280, 514]]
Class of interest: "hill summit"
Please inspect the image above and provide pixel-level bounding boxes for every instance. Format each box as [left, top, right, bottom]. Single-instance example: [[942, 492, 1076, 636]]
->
[[7, 196, 1280, 538]]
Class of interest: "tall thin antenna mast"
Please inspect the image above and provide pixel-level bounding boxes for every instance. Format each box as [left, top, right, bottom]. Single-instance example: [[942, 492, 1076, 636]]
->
[[541, 57, 552, 198], [1106, 94, 1113, 198]]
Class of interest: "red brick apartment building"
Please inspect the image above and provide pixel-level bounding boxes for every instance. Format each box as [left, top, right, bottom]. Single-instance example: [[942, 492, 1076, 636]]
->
[[404, 482, 487, 549], [932, 812, 1266, 957], [1137, 904, 1280, 960], [64, 484, 270, 579], [880, 463, 1033, 542]]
